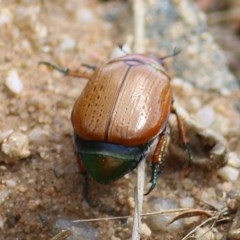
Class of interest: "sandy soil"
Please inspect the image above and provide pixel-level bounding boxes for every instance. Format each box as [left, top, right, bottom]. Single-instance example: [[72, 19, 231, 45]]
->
[[0, 1, 240, 239]]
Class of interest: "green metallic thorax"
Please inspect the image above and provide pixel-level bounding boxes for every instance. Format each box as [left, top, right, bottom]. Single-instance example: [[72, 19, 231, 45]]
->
[[74, 134, 150, 183]]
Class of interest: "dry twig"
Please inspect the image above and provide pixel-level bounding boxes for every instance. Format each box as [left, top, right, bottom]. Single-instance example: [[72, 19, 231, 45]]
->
[[132, 0, 146, 239], [49, 230, 72, 240]]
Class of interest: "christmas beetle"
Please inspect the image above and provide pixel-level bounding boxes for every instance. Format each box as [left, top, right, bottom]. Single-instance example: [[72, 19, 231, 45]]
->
[[40, 53, 192, 196]]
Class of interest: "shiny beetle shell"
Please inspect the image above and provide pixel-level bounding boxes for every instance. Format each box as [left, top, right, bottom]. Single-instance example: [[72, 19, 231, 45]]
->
[[71, 54, 173, 146]]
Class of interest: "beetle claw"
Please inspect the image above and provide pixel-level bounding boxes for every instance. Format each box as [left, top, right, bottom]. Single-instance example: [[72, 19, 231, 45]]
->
[[145, 162, 160, 195], [144, 184, 155, 196]]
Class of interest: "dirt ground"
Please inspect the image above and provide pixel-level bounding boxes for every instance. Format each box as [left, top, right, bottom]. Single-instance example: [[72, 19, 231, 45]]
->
[[0, 1, 240, 240]]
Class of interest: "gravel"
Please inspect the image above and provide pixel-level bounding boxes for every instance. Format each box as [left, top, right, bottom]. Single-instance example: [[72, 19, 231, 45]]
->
[[54, 219, 99, 240], [148, 197, 184, 232], [217, 165, 240, 182], [1, 131, 30, 163], [5, 69, 23, 95]]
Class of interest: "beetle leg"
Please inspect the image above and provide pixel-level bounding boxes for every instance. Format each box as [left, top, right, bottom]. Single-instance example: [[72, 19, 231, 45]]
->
[[77, 156, 86, 174], [171, 104, 194, 166], [145, 130, 169, 195], [74, 153, 95, 205], [39, 61, 93, 79], [76, 157, 98, 206]]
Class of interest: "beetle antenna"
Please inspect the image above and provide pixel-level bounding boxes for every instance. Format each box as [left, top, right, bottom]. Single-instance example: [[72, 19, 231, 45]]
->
[[39, 61, 93, 79], [39, 61, 69, 75], [81, 63, 96, 70], [161, 47, 182, 61]]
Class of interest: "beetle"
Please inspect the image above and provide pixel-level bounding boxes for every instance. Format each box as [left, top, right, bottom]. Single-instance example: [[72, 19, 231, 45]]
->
[[40, 53, 192, 197]]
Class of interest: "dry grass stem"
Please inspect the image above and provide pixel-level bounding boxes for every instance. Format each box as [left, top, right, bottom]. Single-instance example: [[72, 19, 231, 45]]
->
[[132, 0, 146, 239], [49, 230, 72, 240]]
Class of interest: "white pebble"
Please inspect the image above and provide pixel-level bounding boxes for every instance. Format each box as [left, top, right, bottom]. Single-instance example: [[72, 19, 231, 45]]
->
[[181, 178, 194, 191], [58, 35, 76, 52], [5, 69, 23, 94], [5, 179, 17, 188], [35, 22, 48, 39], [220, 182, 233, 192], [179, 197, 194, 208], [140, 223, 151, 237], [77, 8, 94, 22], [148, 198, 184, 232], [55, 219, 99, 240], [179, 197, 199, 225], [196, 105, 215, 128], [171, 77, 194, 95], [28, 128, 49, 143], [217, 166, 239, 182], [0, 8, 13, 26], [0, 189, 10, 205], [0, 129, 14, 143], [227, 152, 240, 169], [190, 97, 202, 111], [1, 131, 30, 163]]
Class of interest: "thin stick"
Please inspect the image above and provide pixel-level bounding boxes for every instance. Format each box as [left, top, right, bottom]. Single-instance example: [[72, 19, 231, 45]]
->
[[181, 207, 228, 240], [72, 208, 213, 223], [133, 0, 145, 53], [132, 0, 146, 239], [49, 230, 72, 240]]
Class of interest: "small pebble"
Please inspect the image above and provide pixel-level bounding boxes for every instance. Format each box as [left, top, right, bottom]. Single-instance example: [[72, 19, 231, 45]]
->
[[1, 131, 30, 163], [28, 128, 49, 143], [179, 197, 194, 208], [140, 223, 151, 237], [184, 215, 200, 226], [190, 97, 202, 111], [217, 166, 239, 182], [228, 228, 240, 239], [227, 152, 240, 169], [0, 189, 11, 205], [5, 179, 17, 188], [181, 178, 194, 191], [0, 129, 14, 143], [5, 69, 23, 94], [196, 105, 216, 128], [220, 182, 233, 192], [195, 226, 215, 240], [17, 185, 27, 193], [179, 197, 199, 226], [200, 188, 217, 204], [171, 77, 194, 96], [35, 22, 48, 39], [111, 237, 121, 240], [77, 8, 94, 22], [54, 219, 99, 240], [126, 196, 135, 209], [58, 35, 76, 52], [28, 199, 42, 211], [148, 197, 184, 232], [0, 8, 12, 26]]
